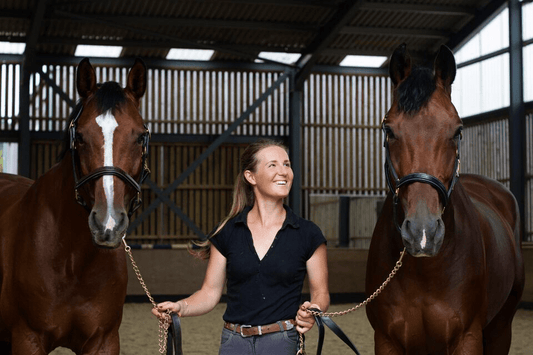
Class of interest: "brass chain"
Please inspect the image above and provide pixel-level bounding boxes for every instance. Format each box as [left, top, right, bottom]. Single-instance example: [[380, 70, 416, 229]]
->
[[123, 238, 171, 354], [296, 248, 406, 355]]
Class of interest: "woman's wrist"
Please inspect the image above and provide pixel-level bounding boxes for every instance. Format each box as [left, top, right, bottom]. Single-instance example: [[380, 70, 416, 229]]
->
[[177, 299, 189, 317]]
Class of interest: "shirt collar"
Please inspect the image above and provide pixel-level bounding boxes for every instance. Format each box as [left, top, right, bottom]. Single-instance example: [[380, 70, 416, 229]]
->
[[234, 204, 299, 229]]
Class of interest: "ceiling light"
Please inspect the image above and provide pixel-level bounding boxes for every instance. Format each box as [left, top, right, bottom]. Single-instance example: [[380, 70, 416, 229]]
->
[[166, 48, 214, 61], [340, 55, 387, 68], [256, 52, 301, 65], [0, 41, 25, 54], [74, 45, 123, 58]]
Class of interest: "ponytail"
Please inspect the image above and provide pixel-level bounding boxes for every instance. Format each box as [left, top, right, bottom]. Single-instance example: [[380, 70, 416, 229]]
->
[[189, 139, 287, 260]]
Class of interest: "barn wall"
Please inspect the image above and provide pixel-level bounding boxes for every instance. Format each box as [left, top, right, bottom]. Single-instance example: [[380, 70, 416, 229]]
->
[[2, 60, 532, 242]]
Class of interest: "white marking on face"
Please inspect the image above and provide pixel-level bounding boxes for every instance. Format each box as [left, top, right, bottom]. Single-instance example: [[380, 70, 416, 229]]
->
[[95, 111, 118, 231], [420, 229, 427, 249]]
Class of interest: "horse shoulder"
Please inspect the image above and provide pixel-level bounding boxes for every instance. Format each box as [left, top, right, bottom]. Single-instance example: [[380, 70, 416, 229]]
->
[[459, 174, 520, 233], [458, 173, 524, 325], [0, 173, 34, 209]]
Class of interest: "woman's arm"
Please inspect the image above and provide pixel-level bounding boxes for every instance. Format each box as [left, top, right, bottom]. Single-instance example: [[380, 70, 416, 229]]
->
[[295, 243, 329, 333], [152, 245, 227, 319]]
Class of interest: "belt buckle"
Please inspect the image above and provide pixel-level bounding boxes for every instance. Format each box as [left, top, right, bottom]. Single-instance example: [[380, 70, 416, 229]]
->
[[285, 320, 294, 330], [240, 324, 252, 338]]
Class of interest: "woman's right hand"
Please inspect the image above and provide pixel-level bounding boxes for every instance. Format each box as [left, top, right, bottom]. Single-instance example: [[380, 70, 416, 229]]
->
[[151, 301, 182, 320]]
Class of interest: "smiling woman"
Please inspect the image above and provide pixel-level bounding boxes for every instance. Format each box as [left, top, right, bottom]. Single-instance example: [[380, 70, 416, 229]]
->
[[152, 139, 330, 355]]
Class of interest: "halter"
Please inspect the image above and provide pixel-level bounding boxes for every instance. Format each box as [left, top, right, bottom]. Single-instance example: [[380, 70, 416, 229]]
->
[[69, 105, 151, 218], [382, 117, 461, 233]]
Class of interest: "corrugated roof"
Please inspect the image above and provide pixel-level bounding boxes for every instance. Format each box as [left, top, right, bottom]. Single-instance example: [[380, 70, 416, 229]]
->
[[0, 0, 506, 67]]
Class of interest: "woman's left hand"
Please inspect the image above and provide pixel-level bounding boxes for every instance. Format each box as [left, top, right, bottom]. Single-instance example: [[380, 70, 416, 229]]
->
[[296, 301, 321, 334]]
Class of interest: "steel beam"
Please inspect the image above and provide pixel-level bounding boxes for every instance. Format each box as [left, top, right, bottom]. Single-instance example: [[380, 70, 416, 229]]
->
[[18, 0, 49, 177], [289, 70, 302, 216], [509, 0, 527, 239]]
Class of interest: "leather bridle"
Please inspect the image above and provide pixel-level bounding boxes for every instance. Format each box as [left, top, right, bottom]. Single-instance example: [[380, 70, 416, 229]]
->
[[382, 117, 461, 233], [69, 106, 151, 218]]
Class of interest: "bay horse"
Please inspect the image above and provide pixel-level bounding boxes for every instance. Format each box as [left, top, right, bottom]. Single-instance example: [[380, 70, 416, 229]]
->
[[365, 43, 525, 354], [0, 58, 149, 354]]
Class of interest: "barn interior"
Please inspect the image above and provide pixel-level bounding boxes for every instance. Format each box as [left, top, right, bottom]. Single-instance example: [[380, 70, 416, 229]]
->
[[0, 0, 531, 305]]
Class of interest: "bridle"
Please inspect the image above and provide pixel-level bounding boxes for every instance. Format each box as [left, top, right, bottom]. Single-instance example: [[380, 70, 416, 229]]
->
[[382, 116, 461, 233], [69, 105, 151, 218]]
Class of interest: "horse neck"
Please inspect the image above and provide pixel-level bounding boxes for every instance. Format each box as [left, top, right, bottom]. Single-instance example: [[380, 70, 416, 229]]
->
[[29, 152, 94, 247]]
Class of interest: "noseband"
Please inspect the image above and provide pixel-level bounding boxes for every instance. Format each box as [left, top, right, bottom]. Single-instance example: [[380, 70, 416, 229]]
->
[[69, 106, 151, 218], [382, 118, 461, 233]]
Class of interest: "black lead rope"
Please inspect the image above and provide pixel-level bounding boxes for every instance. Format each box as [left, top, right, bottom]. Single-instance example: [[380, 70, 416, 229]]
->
[[166, 313, 183, 355], [309, 308, 361, 355]]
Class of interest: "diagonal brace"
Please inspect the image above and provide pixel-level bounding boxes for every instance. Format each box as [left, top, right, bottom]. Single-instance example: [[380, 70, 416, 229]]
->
[[128, 70, 292, 234], [127, 179, 207, 239]]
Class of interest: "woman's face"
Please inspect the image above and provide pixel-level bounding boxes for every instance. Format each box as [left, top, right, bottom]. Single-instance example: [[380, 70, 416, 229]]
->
[[245, 146, 293, 200]]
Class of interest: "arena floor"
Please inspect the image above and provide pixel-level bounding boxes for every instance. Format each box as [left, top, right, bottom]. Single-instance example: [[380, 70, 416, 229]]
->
[[50, 303, 532, 354]]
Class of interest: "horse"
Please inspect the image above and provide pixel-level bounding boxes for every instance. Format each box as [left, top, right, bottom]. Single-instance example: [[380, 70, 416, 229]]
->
[[365, 43, 525, 354], [0, 58, 149, 354]]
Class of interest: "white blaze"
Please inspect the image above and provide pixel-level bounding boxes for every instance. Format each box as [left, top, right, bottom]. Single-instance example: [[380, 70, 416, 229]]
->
[[420, 229, 427, 249], [95, 111, 119, 231]]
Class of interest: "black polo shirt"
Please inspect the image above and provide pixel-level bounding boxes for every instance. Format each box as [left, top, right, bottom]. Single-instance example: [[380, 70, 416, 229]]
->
[[210, 205, 326, 326]]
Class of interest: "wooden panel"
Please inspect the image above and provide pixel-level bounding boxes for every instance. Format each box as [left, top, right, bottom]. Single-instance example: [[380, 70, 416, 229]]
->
[[16, 62, 532, 243]]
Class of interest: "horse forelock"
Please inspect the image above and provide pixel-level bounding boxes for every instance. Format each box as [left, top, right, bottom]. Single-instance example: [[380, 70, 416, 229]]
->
[[396, 66, 436, 114], [95, 82, 127, 115]]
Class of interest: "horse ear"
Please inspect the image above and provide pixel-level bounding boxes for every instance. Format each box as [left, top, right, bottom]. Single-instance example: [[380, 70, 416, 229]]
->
[[76, 58, 97, 99], [389, 43, 412, 86], [434, 45, 456, 88], [126, 58, 147, 102]]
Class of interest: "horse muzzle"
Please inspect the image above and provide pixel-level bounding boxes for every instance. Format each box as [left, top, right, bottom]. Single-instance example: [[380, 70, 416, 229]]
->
[[88, 209, 129, 249], [401, 214, 444, 257]]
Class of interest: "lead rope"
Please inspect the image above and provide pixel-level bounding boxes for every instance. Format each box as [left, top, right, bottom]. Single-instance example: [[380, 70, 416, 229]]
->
[[296, 248, 406, 355], [123, 238, 171, 354]]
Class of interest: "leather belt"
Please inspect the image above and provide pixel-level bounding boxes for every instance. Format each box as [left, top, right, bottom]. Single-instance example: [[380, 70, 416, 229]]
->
[[224, 319, 296, 338]]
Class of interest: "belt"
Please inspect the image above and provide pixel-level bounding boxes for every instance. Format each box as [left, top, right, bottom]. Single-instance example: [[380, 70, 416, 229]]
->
[[224, 319, 297, 338]]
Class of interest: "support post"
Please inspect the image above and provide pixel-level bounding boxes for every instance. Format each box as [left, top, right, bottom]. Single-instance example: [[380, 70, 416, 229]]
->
[[289, 70, 302, 217], [338, 196, 350, 247], [18, 59, 32, 177], [508, 0, 526, 239]]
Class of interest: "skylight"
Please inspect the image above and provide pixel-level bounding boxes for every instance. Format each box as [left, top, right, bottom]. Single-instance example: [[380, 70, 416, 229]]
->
[[256, 52, 301, 65], [0, 41, 25, 54], [340, 55, 388, 68], [74, 45, 123, 58], [166, 48, 214, 61]]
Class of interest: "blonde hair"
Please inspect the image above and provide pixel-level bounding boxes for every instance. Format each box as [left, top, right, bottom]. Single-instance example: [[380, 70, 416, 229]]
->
[[190, 139, 288, 259]]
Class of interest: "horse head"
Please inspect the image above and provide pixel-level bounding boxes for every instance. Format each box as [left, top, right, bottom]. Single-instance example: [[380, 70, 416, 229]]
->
[[70, 58, 148, 248], [383, 43, 463, 257]]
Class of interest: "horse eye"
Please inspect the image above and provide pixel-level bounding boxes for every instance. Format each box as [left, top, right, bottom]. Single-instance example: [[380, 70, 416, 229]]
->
[[383, 126, 396, 139], [454, 127, 463, 140], [137, 133, 146, 145]]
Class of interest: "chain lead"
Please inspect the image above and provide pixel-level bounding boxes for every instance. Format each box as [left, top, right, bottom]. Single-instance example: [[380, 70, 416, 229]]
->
[[296, 248, 406, 354], [123, 238, 171, 354]]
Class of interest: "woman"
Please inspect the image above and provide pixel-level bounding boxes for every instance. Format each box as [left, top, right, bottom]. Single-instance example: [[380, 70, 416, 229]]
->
[[152, 139, 329, 354]]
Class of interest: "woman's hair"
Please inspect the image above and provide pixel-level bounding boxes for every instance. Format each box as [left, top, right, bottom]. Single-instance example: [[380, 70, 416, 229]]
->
[[190, 139, 288, 260]]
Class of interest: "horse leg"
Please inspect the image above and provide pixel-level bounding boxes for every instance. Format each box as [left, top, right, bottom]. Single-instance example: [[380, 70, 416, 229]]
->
[[374, 331, 403, 355], [481, 293, 521, 355], [78, 329, 120, 355], [10, 324, 49, 355]]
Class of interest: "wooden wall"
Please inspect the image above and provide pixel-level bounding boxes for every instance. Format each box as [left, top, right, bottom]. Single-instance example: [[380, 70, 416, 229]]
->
[[1, 60, 531, 242]]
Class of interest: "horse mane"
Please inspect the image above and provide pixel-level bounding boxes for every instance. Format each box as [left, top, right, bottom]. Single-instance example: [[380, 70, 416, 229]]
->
[[396, 66, 436, 114], [58, 82, 127, 161]]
